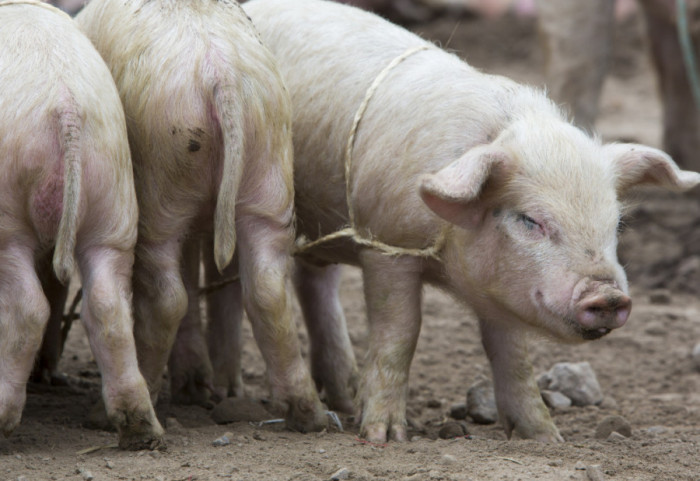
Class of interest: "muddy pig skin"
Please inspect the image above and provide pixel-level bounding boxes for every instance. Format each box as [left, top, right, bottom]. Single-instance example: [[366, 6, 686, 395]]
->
[[0, 0, 163, 449], [76, 0, 327, 432], [241, 0, 700, 443]]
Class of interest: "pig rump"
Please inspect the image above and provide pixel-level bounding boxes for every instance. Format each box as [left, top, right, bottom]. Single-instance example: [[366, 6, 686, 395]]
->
[[0, 0, 162, 449]]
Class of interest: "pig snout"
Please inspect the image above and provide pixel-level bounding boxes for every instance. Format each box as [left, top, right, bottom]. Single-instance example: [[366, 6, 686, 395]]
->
[[573, 281, 631, 339]]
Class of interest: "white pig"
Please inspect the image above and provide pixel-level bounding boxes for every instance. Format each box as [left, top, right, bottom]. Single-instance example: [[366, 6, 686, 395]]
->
[[0, 0, 163, 449], [76, 0, 327, 432], [242, 0, 700, 443]]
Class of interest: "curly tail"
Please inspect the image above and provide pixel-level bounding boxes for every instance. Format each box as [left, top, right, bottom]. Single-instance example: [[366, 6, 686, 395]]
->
[[52, 97, 82, 285], [212, 83, 246, 273]]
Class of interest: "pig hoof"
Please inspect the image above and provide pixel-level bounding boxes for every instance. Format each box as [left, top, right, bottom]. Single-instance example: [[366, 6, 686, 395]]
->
[[118, 429, 166, 451], [362, 421, 408, 443], [114, 410, 166, 451], [513, 423, 564, 443], [534, 430, 564, 443], [285, 397, 327, 433], [1, 420, 19, 438], [362, 423, 388, 443]]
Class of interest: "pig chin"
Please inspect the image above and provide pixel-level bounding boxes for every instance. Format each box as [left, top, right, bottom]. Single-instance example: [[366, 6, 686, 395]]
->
[[532, 290, 612, 343]]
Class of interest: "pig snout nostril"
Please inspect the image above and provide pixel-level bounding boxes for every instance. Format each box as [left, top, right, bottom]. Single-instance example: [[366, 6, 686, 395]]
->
[[576, 293, 631, 331]]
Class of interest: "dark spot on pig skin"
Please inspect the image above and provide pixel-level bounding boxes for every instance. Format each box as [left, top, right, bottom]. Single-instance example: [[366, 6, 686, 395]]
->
[[188, 127, 205, 138], [585, 249, 595, 259], [188, 139, 201, 152], [492, 208, 502, 217]]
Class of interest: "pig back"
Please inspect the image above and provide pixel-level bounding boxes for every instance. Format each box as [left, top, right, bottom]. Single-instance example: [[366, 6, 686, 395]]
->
[[244, 0, 521, 254], [76, 0, 289, 238], [0, 1, 135, 249]]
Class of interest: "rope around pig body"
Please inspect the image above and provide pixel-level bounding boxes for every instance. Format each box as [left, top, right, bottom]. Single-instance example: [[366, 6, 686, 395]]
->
[[294, 44, 451, 261]]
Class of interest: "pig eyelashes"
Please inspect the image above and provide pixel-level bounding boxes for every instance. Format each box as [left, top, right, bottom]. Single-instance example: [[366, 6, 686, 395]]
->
[[517, 213, 545, 237]]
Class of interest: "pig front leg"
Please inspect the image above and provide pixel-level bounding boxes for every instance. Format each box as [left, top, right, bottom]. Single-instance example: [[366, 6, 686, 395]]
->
[[479, 317, 563, 442], [0, 246, 50, 437], [78, 246, 164, 450], [236, 215, 326, 432], [357, 250, 423, 443], [168, 238, 216, 407], [203, 243, 245, 400], [294, 260, 358, 414]]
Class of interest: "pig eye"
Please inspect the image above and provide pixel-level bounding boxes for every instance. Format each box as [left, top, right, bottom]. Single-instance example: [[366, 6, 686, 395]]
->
[[517, 213, 540, 231]]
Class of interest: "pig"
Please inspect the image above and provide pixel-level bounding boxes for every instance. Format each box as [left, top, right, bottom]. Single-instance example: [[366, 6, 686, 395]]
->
[[241, 0, 700, 443], [536, 0, 700, 172], [75, 0, 327, 432], [0, 0, 163, 449]]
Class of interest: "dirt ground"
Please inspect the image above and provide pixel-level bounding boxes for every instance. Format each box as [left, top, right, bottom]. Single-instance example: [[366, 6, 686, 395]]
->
[[2, 8, 700, 481]]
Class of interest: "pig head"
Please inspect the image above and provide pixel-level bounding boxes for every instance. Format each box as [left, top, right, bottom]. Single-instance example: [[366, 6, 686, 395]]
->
[[421, 117, 698, 344]]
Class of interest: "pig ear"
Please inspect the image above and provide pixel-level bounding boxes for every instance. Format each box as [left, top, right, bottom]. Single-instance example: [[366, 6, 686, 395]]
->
[[419, 146, 511, 228], [607, 143, 700, 195]]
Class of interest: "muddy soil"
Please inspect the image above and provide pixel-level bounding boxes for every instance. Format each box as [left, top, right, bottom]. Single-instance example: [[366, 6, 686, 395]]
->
[[2, 9, 700, 481]]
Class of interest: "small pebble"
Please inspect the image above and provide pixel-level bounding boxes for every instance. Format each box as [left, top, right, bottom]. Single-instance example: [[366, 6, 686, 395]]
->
[[212, 432, 234, 447], [105, 459, 114, 469], [585, 464, 606, 481], [79, 468, 94, 481], [606, 432, 627, 443], [440, 454, 457, 465], [541, 390, 572, 410], [449, 403, 468, 420], [252, 431, 266, 441], [404, 474, 428, 481], [330, 467, 350, 480], [17, 476, 28, 481], [438, 422, 468, 439], [598, 396, 618, 410], [548, 459, 563, 467], [466, 379, 498, 424], [595, 415, 631, 439], [645, 425, 667, 435], [319, 448, 326, 454], [692, 343, 700, 372]]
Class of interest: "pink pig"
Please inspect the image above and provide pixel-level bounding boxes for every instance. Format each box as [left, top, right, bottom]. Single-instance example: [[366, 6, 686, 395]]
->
[[76, 0, 327, 432], [239, 0, 700, 443], [0, 0, 162, 449]]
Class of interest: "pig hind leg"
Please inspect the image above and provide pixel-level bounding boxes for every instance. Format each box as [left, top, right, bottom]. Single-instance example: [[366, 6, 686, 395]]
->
[[294, 260, 357, 414], [0, 245, 50, 437], [77, 245, 164, 450], [235, 211, 326, 432], [479, 317, 563, 442], [167, 237, 216, 407], [132, 237, 188, 401], [203, 241, 245, 400], [32, 252, 70, 384]]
